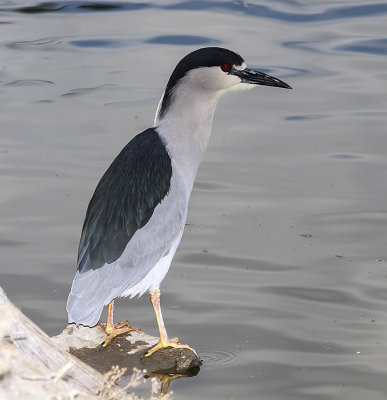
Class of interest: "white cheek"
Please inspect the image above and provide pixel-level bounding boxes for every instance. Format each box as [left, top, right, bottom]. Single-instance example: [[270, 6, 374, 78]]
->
[[215, 72, 241, 89], [185, 67, 242, 91]]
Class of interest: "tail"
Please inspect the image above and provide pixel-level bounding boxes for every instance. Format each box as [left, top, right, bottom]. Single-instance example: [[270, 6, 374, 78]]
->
[[66, 266, 132, 326], [66, 292, 104, 327], [66, 269, 108, 326]]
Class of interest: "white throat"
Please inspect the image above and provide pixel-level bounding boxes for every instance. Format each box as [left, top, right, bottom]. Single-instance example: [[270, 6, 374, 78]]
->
[[155, 85, 221, 191], [153, 65, 247, 192]]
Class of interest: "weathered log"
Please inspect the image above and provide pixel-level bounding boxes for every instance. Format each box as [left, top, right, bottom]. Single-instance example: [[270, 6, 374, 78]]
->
[[0, 286, 129, 399]]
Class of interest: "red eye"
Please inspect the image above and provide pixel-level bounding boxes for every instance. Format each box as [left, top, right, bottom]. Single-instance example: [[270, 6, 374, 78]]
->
[[221, 63, 232, 73]]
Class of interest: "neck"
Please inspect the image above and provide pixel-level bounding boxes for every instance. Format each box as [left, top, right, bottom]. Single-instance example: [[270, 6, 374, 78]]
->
[[155, 88, 220, 191]]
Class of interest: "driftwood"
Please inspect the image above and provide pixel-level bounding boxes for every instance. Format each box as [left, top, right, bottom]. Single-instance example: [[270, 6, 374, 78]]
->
[[0, 286, 200, 399], [0, 286, 129, 399]]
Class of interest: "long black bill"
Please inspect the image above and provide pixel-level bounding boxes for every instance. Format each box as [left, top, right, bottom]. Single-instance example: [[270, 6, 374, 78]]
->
[[231, 67, 292, 89]]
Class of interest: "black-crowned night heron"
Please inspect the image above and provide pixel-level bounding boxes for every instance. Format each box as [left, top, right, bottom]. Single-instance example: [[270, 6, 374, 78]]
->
[[67, 47, 291, 357]]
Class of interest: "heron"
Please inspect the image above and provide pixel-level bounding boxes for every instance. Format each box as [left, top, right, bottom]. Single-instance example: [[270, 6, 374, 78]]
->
[[67, 47, 291, 357]]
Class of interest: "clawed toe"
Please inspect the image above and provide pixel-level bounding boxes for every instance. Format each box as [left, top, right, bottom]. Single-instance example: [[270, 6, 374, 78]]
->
[[144, 338, 198, 358]]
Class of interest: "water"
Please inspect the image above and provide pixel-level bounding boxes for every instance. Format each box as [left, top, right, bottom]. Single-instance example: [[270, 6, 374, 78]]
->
[[1, 1, 387, 399]]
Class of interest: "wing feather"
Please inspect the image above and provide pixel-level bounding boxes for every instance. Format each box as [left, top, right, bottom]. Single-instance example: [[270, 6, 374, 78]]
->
[[77, 128, 172, 272], [67, 128, 188, 326]]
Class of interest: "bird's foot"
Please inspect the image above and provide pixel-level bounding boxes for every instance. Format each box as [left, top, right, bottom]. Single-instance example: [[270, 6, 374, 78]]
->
[[99, 320, 140, 349], [144, 337, 199, 358]]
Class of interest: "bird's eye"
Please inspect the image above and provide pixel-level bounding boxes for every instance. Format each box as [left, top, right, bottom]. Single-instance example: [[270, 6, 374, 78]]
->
[[221, 63, 232, 73]]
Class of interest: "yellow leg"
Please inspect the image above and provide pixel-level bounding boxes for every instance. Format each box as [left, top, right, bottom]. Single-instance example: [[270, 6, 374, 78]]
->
[[144, 288, 198, 358], [100, 300, 140, 348]]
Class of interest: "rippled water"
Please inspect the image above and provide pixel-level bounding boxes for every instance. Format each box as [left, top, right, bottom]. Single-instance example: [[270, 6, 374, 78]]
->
[[1, 1, 387, 399]]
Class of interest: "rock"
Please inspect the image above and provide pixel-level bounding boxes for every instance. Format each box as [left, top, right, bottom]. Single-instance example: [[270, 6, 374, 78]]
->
[[53, 324, 201, 375]]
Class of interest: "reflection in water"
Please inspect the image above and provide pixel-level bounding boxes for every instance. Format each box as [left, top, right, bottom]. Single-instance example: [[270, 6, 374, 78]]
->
[[337, 38, 387, 56], [69, 34, 217, 48], [7, 37, 64, 49], [6, 79, 54, 86], [5, 0, 387, 23], [146, 35, 219, 46], [13, 1, 147, 14], [145, 367, 200, 399], [61, 84, 116, 97]]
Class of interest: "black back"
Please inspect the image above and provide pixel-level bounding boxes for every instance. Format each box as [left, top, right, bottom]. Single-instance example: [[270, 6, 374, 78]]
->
[[158, 47, 244, 119], [77, 128, 172, 272]]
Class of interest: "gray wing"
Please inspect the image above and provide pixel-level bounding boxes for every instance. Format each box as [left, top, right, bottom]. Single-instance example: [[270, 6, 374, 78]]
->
[[77, 128, 173, 273], [67, 164, 188, 326]]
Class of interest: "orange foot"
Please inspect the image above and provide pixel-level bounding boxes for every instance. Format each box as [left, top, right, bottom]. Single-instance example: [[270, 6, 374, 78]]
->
[[98, 321, 140, 349], [144, 337, 199, 358]]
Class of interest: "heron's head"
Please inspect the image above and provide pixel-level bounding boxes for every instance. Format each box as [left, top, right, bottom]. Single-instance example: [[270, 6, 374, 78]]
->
[[157, 47, 291, 121]]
